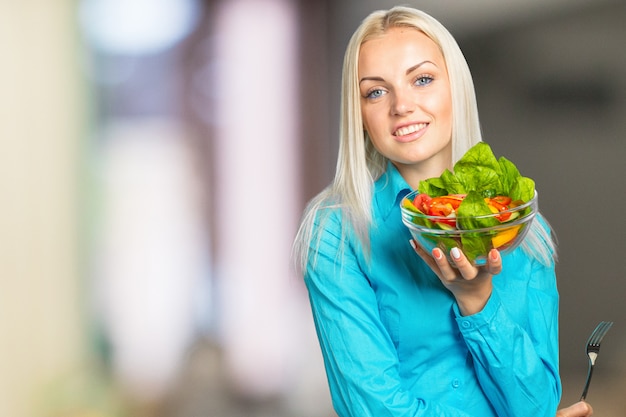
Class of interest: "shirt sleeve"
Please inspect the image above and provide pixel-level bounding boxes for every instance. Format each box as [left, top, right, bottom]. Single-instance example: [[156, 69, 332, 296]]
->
[[453, 253, 562, 417], [304, 212, 474, 417]]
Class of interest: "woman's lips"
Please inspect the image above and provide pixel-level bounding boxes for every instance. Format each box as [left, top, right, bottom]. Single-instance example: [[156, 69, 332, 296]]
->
[[393, 122, 428, 140]]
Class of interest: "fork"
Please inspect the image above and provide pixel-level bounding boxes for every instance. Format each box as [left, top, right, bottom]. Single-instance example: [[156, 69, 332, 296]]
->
[[580, 320, 613, 401]]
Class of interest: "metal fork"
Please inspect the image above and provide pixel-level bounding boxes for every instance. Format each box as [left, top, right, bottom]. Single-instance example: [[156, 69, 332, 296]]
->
[[580, 320, 613, 401]]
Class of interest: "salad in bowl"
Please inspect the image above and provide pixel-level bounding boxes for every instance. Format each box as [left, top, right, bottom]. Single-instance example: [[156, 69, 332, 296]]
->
[[401, 142, 538, 265]]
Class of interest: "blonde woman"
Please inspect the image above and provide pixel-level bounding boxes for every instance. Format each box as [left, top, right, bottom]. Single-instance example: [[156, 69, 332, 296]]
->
[[294, 6, 591, 417]]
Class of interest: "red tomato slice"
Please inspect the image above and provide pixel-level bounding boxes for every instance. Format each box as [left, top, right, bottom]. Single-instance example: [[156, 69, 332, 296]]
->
[[486, 196, 512, 222], [429, 202, 453, 217], [491, 195, 512, 206], [428, 199, 458, 227], [412, 194, 466, 227], [412, 194, 432, 214], [431, 195, 463, 210]]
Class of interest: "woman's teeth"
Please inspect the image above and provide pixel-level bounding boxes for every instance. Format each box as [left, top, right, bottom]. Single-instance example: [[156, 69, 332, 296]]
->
[[394, 123, 427, 136]]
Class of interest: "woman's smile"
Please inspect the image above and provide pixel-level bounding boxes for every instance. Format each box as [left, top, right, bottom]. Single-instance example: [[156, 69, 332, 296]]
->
[[393, 122, 428, 140]]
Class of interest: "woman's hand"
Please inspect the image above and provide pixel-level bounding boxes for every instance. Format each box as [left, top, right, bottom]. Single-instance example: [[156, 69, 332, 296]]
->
[[411, 242, 501, 316], [556, 401, 593, 416]]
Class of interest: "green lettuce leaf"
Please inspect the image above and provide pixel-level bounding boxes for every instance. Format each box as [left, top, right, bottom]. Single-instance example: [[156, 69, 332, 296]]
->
[[413, 141, 536, 263], [419, 141, 535, 212], [456, 191, 499, 229]]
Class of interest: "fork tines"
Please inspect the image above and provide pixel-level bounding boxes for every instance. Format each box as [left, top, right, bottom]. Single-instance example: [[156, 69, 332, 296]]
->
[[580, 320, 614, 401], [586, 321, 613, 360]]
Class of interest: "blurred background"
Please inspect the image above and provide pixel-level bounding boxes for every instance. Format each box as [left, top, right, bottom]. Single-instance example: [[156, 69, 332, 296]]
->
[[1, 0, 625, 416]]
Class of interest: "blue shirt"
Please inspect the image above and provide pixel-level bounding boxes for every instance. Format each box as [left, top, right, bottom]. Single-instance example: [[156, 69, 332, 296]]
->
[[304, 163, 561, 417]]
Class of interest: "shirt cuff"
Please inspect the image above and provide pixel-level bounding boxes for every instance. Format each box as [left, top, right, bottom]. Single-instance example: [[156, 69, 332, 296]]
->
[[453, 290, 501, 332]]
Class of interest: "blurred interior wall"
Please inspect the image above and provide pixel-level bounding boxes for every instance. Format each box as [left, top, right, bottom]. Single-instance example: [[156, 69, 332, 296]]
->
[[77, 0, 213, 406], [0, 2, 86, 416], [94, 118, 210, 405], [210, 0, 313, 399], [176, 1, 336, 414]]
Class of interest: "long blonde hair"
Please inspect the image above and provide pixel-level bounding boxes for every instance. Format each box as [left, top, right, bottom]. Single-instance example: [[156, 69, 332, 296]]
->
[[293, 6, 555, 271]]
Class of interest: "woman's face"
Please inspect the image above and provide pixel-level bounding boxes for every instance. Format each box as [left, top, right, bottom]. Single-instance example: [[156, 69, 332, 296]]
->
[[358, 27, 453, 186]]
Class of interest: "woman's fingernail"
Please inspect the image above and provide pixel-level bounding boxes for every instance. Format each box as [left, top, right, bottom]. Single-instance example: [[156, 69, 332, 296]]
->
[[409, 239, 417, 250], [433, 248, 444, 260], [450, 247, 461, 260], [490, 250, 499, 261]]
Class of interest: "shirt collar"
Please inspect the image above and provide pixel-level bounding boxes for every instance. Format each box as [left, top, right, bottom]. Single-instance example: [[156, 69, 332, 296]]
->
[[374, 161, 413, 221]]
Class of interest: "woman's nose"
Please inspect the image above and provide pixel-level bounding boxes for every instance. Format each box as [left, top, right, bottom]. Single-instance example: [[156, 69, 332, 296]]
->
[[391, 89, 415, 116]]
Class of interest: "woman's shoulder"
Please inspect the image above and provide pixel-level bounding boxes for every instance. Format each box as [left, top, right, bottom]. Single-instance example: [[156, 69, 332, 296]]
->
[[312, 204, 361, 252], [301, 200, 366, 281]]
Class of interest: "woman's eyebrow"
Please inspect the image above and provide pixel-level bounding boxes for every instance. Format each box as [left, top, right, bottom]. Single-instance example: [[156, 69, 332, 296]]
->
[[406, 60, 435, 75], [359, 75, 384, 85], [359, 60, 436, 85]]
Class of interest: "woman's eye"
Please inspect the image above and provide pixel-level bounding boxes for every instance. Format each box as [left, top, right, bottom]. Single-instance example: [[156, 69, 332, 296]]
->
[[415, 75, 434, 86], [366, 88, 385, 99]]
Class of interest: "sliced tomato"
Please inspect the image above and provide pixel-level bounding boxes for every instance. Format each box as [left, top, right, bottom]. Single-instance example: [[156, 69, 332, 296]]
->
[[428, 201, 454, 217], [431, 195, 464, 210], [485, 196, 513, 222], [491, 195, 512, 206], [427, 199, 458, 227], [412, 193, 432, 214]]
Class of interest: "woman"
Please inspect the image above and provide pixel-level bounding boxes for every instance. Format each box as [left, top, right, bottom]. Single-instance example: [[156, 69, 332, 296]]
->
[[294, 6, 591, 417]]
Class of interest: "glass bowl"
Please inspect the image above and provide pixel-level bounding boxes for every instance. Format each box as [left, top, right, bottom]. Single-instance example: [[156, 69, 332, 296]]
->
[[400, 190, 538, 265]]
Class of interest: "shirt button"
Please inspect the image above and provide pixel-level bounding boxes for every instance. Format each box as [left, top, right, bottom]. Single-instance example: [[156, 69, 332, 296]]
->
[[461, 320, 471, 329], [451, 379, 460, 388]]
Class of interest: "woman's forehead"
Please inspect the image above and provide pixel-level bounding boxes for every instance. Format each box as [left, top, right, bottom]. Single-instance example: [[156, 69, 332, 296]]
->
[[358, 28, 443, 69]]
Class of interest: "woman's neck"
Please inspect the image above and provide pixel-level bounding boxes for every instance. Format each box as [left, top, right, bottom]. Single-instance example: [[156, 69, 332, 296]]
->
[[393, 156, 452, 190]]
